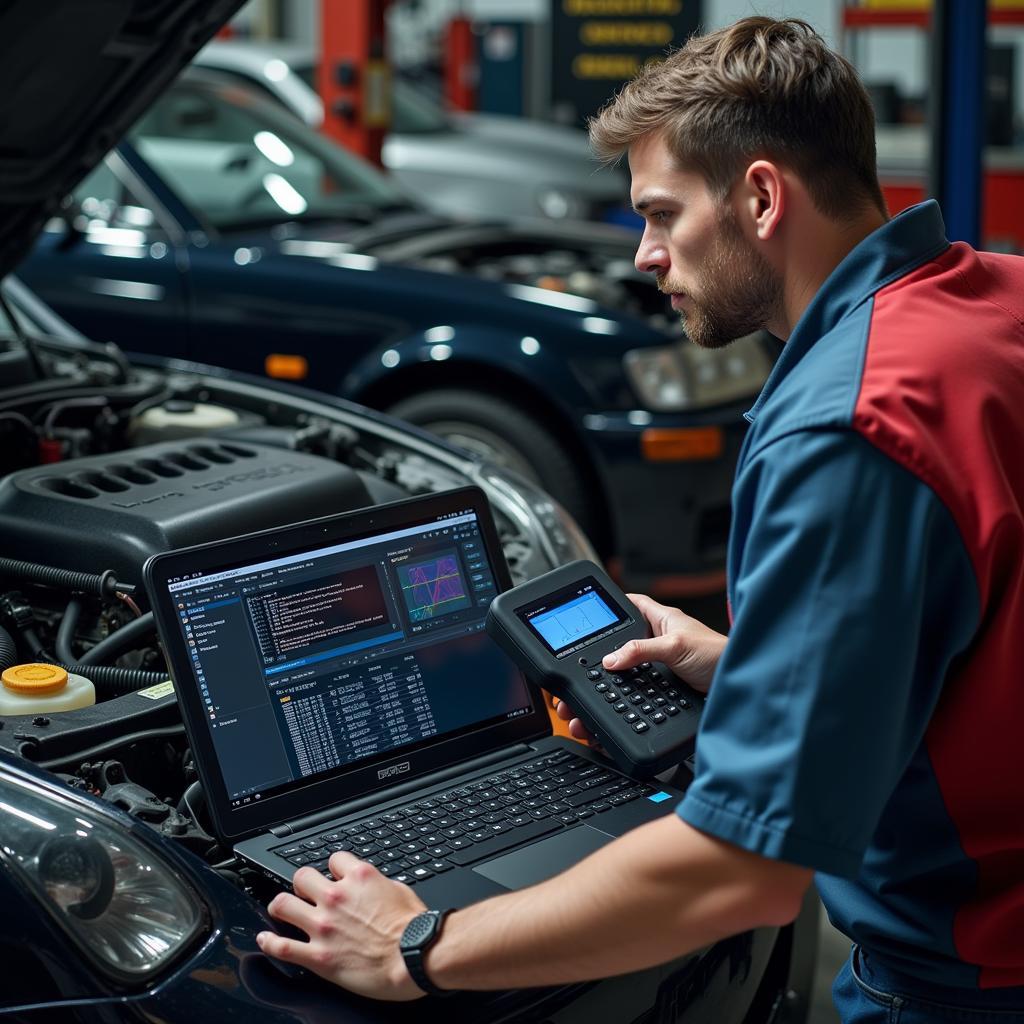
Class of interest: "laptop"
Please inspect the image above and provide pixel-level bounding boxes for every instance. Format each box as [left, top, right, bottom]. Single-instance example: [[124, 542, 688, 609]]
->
[[144, 486, 689, 909]]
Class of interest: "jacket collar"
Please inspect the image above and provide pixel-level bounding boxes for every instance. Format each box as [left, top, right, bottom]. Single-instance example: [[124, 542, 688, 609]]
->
[[745, 200, 950, 423]]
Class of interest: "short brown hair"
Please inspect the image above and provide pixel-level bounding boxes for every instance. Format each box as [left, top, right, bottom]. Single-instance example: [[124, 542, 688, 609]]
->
[[589, 17, 886, 220]]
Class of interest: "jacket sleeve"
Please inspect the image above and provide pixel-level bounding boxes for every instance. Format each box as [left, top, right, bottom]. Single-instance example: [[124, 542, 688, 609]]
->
[[677, 428, 979, 878]]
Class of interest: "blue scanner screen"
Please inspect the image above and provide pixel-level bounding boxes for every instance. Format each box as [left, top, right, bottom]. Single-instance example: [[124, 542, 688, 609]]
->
[[529, 591, 619, 652]]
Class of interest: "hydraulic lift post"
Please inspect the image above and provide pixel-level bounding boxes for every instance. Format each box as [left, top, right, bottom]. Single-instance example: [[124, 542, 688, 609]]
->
[[319, 0, 392, 167]]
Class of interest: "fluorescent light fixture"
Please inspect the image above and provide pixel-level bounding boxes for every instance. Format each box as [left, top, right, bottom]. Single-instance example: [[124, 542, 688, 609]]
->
[[254, 131, 295, 168], [262, 174, 307, 216]]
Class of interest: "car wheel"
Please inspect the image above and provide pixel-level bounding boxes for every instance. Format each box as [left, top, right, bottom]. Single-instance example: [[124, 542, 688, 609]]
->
[[388, 389, 595, 534]]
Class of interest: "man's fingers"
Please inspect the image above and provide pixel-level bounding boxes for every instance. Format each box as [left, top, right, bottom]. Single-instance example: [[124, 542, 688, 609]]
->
[[568, 718, 594, 743], [603, 634, 680, 671], [291, 864, 334, 900], [256, 928, 315, 966], [267, 891, 317, 935], [328, 849, 364, 879], [555, 699, 574, 721]]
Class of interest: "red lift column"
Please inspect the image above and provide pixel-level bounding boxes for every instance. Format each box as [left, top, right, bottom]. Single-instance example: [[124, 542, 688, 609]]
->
[[444, 16, 477, 112], [319, 0, 391, 167]]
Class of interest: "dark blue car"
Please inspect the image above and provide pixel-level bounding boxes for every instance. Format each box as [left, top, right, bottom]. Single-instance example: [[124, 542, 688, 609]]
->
[[17, 67, 779, 595]]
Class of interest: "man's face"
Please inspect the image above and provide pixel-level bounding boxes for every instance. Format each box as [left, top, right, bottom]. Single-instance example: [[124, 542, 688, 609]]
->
[[629, 132, 782, 349]]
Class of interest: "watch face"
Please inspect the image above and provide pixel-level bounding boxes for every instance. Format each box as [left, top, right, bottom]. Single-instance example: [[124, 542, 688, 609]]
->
[[401, 910, 439, 950]]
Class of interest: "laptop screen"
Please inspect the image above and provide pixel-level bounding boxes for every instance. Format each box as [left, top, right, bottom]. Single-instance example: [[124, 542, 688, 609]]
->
[[162, 504, 533, 812]]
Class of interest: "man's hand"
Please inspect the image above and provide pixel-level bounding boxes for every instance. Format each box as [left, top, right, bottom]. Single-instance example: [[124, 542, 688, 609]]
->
[[257, 852, 429, 1001], [556, 593, 726, 743]]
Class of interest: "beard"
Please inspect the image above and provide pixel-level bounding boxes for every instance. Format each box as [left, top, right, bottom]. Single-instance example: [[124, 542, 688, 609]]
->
[[658, 207, 783, 350]]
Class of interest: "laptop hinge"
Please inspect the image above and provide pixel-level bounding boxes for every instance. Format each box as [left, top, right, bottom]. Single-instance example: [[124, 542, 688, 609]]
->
[[271, 742, 535, 838]]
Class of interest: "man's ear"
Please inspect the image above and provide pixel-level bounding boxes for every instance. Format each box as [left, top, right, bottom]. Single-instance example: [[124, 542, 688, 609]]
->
[[741, 160, 785, 241]]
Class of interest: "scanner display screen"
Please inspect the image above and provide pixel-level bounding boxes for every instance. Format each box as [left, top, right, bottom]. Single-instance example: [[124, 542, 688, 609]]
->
[[520, 577, 628, 655]]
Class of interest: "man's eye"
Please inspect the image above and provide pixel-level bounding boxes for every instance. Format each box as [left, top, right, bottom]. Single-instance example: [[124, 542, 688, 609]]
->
[[651, 210, 673, 224]]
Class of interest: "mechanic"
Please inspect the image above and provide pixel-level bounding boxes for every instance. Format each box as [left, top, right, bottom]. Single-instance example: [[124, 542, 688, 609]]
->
[[257, 18, 1024, 1021]]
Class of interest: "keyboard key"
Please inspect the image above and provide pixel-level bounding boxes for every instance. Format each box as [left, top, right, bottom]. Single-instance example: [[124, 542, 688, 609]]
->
[[624, 712, 639, 724], [654, 697, 668, 707], [278, 845, 304, 858], [288, 854, 310, 866], [378, 863, 400, 877], [613, 701, 627, 713], [448, 819, 564, 867], [401, 842, 423, 854], [594, 681, 609, 692], [664, 704, 681, 716], [603, 692, 619, 703], [558, 812, 580, 824], [629, 693, 645, 705], [448, 837, 474, 850], [429, 860, 453, 873], [411, 867, 435, 881], [618, 683, 634, 695], [302, 839, 324, 851], [393, 873, 416, 885], [632, 721, 650, 733], [650, 712, 667, 725]]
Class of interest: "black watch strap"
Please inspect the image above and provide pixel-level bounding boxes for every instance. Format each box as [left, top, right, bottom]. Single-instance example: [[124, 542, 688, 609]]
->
[[400, 909, 452, 997]]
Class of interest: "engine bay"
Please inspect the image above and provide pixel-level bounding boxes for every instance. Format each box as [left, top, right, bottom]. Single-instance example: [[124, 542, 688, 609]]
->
[[0, 309, 576, 904]]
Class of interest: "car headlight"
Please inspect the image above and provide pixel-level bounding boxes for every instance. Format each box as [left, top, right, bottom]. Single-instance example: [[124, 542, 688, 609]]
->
[[0, 767, 207, 985], [476, 464, 597, 578], [624, 332, 776, 411]]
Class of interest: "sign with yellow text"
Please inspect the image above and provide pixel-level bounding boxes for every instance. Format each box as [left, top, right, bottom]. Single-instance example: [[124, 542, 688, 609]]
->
[[550, 0, 700, 126]]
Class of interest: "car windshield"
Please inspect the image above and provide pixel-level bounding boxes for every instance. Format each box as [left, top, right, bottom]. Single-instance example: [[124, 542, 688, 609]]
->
[[294, 63, 451, 135], [129, 74, 413, 230]]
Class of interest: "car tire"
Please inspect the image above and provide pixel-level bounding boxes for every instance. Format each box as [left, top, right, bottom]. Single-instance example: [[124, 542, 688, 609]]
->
[[388, 389, 595, 535]]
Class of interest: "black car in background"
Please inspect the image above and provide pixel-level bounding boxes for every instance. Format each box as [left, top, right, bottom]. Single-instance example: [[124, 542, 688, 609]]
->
[[17, 66, 779, 594]]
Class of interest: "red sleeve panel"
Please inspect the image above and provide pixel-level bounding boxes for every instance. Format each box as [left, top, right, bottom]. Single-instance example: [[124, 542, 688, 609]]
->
[[855, 242, 1024, 986]]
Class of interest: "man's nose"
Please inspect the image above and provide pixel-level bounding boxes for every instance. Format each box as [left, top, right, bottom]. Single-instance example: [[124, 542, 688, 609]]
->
[[634, 229, 668, 275]]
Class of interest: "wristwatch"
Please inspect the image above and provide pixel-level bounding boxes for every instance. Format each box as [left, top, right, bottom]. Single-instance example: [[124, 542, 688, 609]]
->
[[399, 908, 452, 997]]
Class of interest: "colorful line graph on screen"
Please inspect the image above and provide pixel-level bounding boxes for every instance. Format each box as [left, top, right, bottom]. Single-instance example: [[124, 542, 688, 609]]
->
[[399, 550, 472, 622]]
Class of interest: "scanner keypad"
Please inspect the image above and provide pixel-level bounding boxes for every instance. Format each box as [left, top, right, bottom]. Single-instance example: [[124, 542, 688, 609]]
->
[[587, 662, 701, 733]]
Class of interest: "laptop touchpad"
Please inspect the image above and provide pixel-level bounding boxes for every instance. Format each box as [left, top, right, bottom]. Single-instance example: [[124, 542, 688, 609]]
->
[[474, 826, 614, 890]]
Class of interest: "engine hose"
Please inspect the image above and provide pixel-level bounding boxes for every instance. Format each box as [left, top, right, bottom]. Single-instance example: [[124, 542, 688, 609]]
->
[[79, 612, 155, 666], [0, 625, 17, 672], [55, 597, 83, 665], [52, 660, 169, 696], [0, 558, 134, 598]]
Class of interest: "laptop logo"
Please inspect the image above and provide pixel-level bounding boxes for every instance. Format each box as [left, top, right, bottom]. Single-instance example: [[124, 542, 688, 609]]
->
[[378, 761, 411, 781]]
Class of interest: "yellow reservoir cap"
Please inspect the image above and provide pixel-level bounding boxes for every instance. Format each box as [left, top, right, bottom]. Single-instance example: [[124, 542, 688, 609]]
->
[[2, 663, 69, 695]]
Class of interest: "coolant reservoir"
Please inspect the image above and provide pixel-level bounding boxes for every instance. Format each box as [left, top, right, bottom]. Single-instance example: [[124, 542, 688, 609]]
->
[[0, 664, 95, 716], [129, 401, 241, 444]]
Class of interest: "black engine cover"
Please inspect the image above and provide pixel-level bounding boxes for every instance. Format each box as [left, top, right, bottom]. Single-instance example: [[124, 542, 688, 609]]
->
[[0, 440, 371, 587]]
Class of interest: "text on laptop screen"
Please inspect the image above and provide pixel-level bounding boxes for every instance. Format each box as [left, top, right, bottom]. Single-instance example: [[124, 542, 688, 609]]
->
[[165, 510, 531, 808]]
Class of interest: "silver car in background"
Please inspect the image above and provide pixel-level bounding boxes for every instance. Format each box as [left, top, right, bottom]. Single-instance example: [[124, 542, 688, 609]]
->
[[195, 40, 634, 224]]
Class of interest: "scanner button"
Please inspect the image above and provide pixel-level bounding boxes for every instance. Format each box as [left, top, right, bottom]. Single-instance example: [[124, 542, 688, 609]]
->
[[641, 662, 652, 670], [664, 705, 680, 716], [612, 702, 627, 713], [650, 712, 667, 725], [640, 703, 655, 714], [603, 691, 619, 703], [629, 693, 645, 705], [649, 669, 663, 681], [594, 681, 609, 692], [632, 721, 650, 733], [654, 697, 668, 707], [619, 684, 634, 695], [608, 674, 625, 685], [624, 712, 639, 723], [587, 669, 603, 680]]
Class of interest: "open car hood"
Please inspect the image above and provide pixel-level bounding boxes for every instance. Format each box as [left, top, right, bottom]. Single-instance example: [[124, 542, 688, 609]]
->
[[0, 0, 244, 279]]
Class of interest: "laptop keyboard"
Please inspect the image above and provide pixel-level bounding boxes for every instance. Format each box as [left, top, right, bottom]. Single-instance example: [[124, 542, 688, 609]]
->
[[270, 749, 657, 886]]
